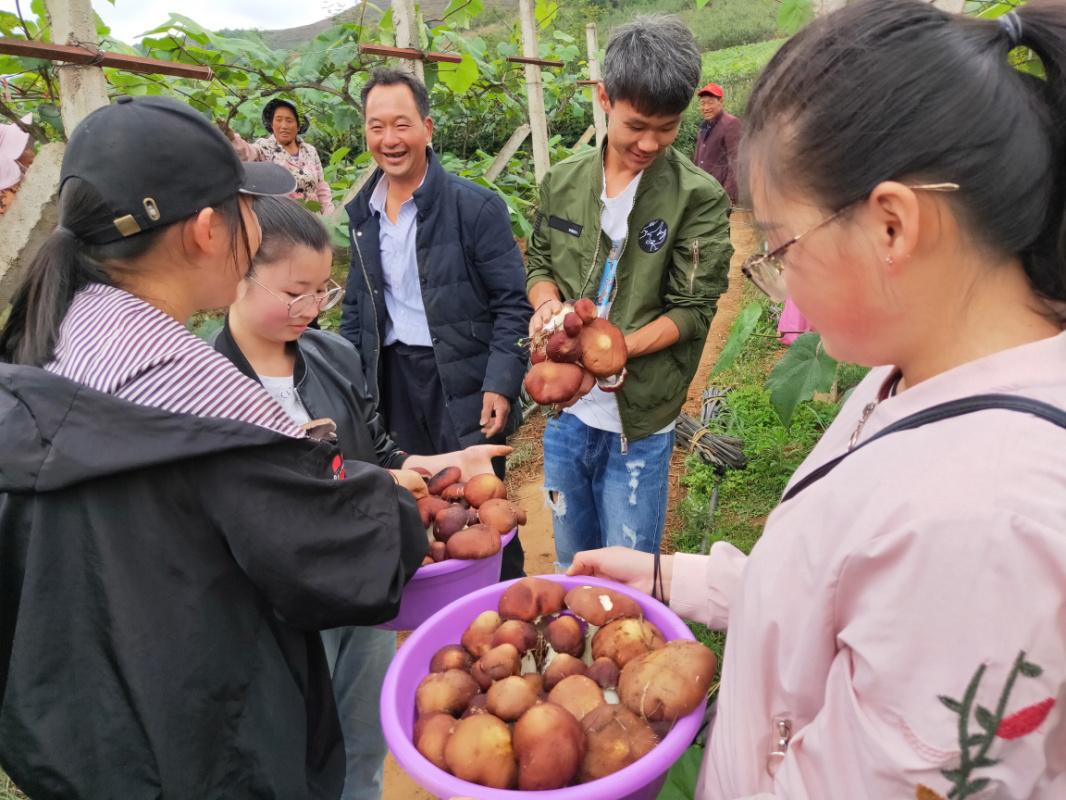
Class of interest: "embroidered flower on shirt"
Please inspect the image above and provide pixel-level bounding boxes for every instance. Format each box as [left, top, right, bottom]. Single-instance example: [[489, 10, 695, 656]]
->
[[916, 650, 1056, 800]]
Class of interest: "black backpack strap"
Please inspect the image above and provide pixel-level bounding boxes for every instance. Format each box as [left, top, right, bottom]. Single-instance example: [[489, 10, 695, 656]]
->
[[781, 394, 1066, 504]]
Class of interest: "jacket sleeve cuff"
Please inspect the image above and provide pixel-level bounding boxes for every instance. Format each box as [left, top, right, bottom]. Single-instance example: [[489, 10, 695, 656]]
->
[[669, 544, 747, 631], [384, 450, 409, 470], [664, 307, 704, 343]]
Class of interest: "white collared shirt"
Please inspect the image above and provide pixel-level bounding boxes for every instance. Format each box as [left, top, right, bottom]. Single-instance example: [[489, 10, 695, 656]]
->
[[368, 174, 432, 347]]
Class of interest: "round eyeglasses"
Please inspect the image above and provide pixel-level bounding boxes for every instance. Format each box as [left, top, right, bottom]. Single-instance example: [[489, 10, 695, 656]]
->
[[741, 182, 961, 304], [249, 276, 344, 318]]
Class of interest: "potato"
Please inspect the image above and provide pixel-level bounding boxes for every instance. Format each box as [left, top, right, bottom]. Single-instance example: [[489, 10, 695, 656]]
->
[[499, 577, 566, 621], [563, 312, 584, 337], [414, 712, 455, 771], [565, 585, 644, 626], [429, 644, 472, 674], [491, 619, 538, 654], [573, 297, 597, 323], [428, 541, 447, 563], [445, 524, 501, 560], [546, 328, 582, 363], [433, 505, 469, 543], [461, 610, 501, 658], [420, 555, 434, 566], [524, 361, 585, 405], [513, 702, 585, 790], [466, 507, 480, 526], [522, 672, 545, 697], [546, 614, 585, 659], [530, 343, 547, 364], [427, 466, 461, 496], [543, 653, 587, 691], [587, 657, 620, 690], [415, 669, 480, 718], [547, 674, 605, 722], [462, 693, 489, 718], [416, 495, 450, 527], [579, 703, 658, 782], [441, 482, 466, 502], [477, 643, 521, 683], [578, 318, 628, 378], [591, 617, 666, 669], [618, 640, 716, 722], [463, 473, 507, 507], [487, 675, 538, 721], [477, 498, 522, 534], [444, 714, 518, 789], [470, 660, 493, 692]]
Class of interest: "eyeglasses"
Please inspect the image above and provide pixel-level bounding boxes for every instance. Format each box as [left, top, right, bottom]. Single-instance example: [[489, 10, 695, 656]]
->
[[249, 276, 344, 317], [741, 182, 961, 303]]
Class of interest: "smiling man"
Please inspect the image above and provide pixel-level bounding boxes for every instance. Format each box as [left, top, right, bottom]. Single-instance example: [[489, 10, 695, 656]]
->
[[340, 69, 531, 579], [526, 16, 732, 570]]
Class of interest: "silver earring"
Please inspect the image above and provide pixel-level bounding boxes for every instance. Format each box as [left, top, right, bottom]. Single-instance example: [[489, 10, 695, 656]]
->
[[885, 255, 894, 266]]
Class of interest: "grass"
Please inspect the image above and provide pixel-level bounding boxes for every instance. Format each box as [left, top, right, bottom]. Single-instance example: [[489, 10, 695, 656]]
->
[[668, 291, 865, 687], [0, 771, 27, 800]]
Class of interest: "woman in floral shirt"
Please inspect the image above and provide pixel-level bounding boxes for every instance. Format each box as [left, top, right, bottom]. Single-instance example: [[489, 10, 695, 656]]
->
[[227, 98, 335, 215]]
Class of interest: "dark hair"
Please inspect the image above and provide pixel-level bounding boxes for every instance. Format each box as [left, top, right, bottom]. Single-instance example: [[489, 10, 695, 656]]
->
[[361, 68, 431, 119], [0, 179, 246, 366], [602, 16, 701, 117], [248, 196, 332, 276], [744, 0, 1066, 307]]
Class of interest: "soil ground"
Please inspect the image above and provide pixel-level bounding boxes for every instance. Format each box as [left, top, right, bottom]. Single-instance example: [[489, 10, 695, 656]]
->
[[381, 212, 756, 799]]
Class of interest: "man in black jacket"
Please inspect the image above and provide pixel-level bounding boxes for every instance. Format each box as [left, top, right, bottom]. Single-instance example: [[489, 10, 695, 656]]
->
[[341, 69, 532, 579]]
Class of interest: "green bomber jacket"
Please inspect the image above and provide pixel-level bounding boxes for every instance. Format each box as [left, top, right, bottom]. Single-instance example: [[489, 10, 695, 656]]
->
[[525, 141, 733, 441]]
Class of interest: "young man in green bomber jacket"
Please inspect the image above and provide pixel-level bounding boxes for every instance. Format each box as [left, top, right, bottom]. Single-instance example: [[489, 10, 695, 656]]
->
[[526, 15, 732, 570]]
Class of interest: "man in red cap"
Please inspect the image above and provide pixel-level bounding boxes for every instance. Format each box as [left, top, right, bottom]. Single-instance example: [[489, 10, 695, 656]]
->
[[693, 82, 741, 204]]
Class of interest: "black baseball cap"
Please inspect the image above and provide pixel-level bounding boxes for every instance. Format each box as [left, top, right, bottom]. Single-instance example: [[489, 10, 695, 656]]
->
[[60, 95, 296, 244]]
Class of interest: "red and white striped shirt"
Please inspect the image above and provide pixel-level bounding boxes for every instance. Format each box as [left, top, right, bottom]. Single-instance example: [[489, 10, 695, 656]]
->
[[47, 283, 304, 439]]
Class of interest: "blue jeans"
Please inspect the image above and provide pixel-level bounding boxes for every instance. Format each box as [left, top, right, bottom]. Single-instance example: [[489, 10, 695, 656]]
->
[[543, 412, 674, 570], [320, 626, 395, 800]]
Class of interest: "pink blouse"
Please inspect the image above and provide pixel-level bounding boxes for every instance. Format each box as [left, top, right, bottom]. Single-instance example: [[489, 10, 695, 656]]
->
[[671, 332, 1066, 799], [232, 133, 335, 216]]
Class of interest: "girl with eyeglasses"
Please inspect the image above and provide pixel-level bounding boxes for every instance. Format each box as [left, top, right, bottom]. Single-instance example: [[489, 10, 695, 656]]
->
[[214, 196, 509, 800], [568, 1, 1066, 797]]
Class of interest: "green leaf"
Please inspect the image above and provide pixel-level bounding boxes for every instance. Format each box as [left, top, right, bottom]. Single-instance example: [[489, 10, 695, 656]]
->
[[975, 705, 996, 732], [329, 146, 352, 166], [766, 333, 837, 427], [696, 0, 712, 8], [535, 0, 559, 26], [963, 778, 991, 796], [656, 745, 703, 800], [972, 755, 999, 769], [778, 0, 813, 35], [1019, 661, 1043, 678], [941, 767, 963, 782], [939, 695, 963, 714], [437, 53, 479, 94], [712, 302, 762, 376], [964, 733, 987, 747]]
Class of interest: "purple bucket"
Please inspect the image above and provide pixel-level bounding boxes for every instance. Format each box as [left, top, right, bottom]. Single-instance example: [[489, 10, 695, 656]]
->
[[381, 574, 706, 800], [378, 528, 518, 631]]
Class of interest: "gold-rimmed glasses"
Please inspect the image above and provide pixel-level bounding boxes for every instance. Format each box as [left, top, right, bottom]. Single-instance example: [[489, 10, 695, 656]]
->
[[249, 276, 344, 317], [741, 182, 961, 303]]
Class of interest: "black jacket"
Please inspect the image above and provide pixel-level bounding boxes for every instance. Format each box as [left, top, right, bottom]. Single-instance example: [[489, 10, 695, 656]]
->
[[0, 363, 427, 799], [341, 149, 533, 447], [213, 322, 405, 469]]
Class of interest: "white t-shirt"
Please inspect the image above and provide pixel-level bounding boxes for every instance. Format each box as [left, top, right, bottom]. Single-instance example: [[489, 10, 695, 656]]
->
[[565, 170, 675, 437], [259, 374, 312, 426]]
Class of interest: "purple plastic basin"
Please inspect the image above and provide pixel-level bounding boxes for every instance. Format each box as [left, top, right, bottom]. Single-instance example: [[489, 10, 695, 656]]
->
[[381, 574, 705, 800], [378, 528, 518, 631]]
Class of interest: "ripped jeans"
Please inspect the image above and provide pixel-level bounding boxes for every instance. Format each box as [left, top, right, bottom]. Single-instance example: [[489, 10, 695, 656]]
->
[[543, 411, 674, 570]]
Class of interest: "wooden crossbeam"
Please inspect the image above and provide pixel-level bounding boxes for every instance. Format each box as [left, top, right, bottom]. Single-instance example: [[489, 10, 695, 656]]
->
[[0, 37, 213, 80], [576, 79, 598, 86], [359, 44, 463, 64], [506, 55, 564, 68]]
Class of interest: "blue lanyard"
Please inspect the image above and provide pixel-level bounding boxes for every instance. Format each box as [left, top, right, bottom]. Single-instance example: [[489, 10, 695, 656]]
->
[[596, 242, 623, 317]]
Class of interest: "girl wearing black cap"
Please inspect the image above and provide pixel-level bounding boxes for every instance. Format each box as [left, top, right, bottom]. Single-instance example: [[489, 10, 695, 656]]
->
[[0, 96, 426, 799], [226, 97, 336, 215]]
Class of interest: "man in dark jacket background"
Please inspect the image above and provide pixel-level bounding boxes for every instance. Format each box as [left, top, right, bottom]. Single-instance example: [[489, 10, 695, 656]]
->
[[692, 82, 741, 205], [340, 69, 532, 579]]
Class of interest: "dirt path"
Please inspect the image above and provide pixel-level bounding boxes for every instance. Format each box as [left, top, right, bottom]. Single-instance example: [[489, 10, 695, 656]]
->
[[381, 213, 756, 800]]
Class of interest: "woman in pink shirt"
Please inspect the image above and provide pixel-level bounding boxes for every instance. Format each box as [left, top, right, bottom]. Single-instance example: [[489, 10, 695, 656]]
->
[[571, 1, 1066, 797]]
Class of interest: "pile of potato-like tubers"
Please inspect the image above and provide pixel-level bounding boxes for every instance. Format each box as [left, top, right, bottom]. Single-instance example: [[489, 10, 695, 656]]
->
[[524, 298, 628, 406], [414, 467, 526, 566], [413, 578, 716, 790]]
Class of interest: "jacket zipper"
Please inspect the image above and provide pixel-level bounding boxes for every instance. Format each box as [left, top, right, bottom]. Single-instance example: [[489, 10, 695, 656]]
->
[[766, 716, 792, 777], [351, 229, 382, 367], [690, 238, 700, 293]]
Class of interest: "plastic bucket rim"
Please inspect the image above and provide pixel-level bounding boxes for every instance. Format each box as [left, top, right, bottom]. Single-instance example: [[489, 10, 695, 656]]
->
[[381, 574, 705, 800]]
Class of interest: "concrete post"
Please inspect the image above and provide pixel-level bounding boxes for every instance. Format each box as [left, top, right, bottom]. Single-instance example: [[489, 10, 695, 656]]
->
[[44, 0, 110, 134], [585, 24, 606, 148], [391, 0, 425, 82], [0, 144, 64, 304], [519, 0, 550, 183]]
